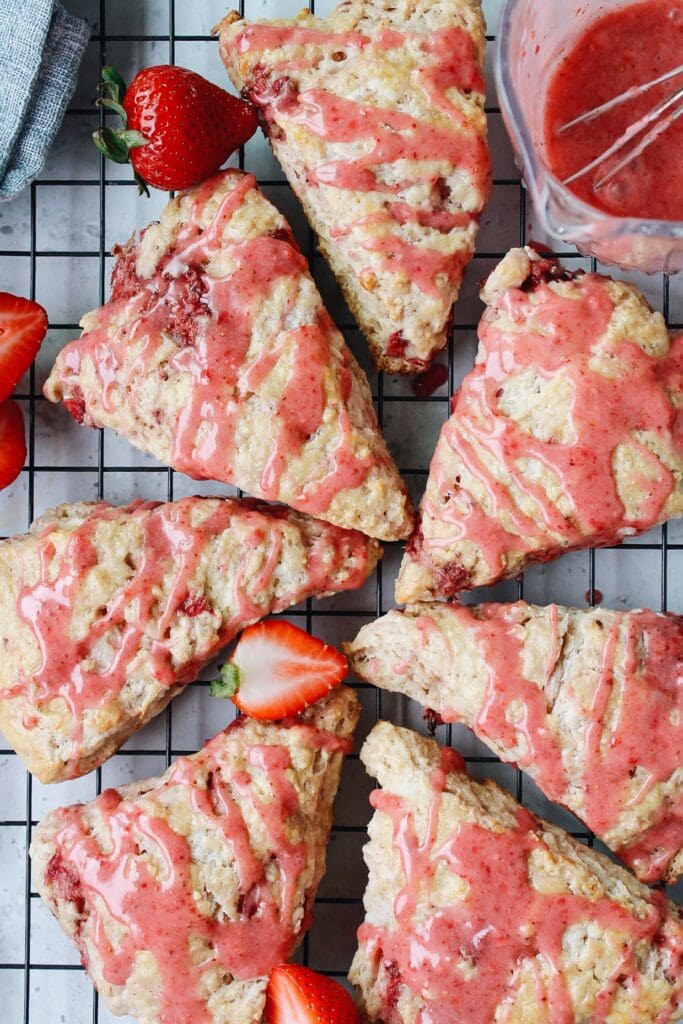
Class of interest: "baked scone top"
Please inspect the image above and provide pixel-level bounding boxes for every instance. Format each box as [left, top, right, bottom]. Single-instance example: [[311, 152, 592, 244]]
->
[[351, 722, 683, 1024], [43, 169, 413, 541], [31, 688, 359, 1024], [397, 246, 683, 599], [0, 496, 379, 782], [218, 0, 491, 372], [345, 600, 683, 884]]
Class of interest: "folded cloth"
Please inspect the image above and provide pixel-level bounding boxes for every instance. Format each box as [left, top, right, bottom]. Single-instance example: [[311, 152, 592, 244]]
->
[[0, 1, 90, 200]]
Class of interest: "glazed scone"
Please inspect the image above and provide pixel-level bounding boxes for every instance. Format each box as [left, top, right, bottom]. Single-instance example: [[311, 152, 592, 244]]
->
[[350, 721, 683, 1024], [218, 0, 491, 373], [345, 601, 683, 884], [43, 169, 412, 541], [0, 496, 379, 783], [31, 687, 359, 1024], [397, 246, 683, 600]]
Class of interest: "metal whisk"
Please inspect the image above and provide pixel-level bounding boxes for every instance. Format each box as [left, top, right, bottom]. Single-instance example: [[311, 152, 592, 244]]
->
[[558, 63, 683, 191]]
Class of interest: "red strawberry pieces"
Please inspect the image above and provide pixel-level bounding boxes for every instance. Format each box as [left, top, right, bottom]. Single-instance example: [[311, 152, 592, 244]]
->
[[0, 400, 26, 490], [0, 292, 48, 403], [94, 65, 258, 194], [266, 965, 360, 1024], [211, 620, 348, 720]]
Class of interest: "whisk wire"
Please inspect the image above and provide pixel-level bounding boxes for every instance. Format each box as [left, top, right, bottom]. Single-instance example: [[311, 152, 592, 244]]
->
[[558, 63, 683, 193], [594, 98, 683, 190], [558, 62, 683, 132], [562, 84, 683, 187]]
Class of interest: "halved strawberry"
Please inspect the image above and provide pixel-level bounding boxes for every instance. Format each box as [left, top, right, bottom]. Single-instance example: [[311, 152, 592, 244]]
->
[[0, 400, 26, 490], [266, 964, 360, 1024], [211, 620, 348, 720], [0, 292, 48, 403]]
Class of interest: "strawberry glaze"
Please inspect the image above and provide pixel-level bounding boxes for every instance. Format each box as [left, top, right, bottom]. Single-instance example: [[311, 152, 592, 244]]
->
[[361, 765, 683, 1023], [581, 611, 682, 857], [419, 273, 682, 582], [2, 497, 372, 766], [439, 604, 569, 798], [49, 172, 375, 514], [543, 0, 683, 221], [619, 791, 683, 883], [49, 717, 349, 1024], [408, 603, 682, 882], [233, 24, 490, 299]]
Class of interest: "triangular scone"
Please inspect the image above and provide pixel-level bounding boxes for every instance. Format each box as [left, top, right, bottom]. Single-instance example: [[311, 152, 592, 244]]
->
[[43, 170, 412, 541], [218, 1, 491, 373], [397, 247, 683, 600], [351, 722, 683, 1024], [346, 601, 683, 885], [0, 496, 378, 783], [31, 687, 359, 1024]]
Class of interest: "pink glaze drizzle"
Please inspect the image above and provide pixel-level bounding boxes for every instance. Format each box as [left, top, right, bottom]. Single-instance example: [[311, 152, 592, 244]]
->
[[421, 276, 681, 581], [416, 603, 682, 882], [581, 611, 683, 849], [618, 791, 683, 883], [413, 603, 567, 790], [49, 718, 347, 1024], [234, 24, 490, 300], [2, 498, 371, 767], [361, 766, 683, 1024], [51, 172, 374, 513], [460, 604, 568, 798]]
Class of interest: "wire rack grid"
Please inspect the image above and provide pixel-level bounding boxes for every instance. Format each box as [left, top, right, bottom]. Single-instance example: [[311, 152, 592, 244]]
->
[[0, 0, 681, 1021]]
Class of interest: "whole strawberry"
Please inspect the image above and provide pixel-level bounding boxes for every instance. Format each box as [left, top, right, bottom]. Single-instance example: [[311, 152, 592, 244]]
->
[[93, 65, 258, 194]]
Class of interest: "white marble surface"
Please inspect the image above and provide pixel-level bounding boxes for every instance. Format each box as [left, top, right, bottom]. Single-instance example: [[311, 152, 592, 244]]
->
[[0, 0, 680, 1020]]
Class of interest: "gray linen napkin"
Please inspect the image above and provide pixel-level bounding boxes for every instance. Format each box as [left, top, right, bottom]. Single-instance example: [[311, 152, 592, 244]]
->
[[0, 0, 90, 200]]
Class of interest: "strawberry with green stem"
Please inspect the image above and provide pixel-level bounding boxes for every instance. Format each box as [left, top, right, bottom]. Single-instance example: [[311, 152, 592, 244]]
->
[[94, 65, 258, 195]]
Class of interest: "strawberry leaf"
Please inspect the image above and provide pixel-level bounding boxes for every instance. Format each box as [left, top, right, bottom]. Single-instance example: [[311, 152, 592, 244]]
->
[[100, 66, 128, 102], [92, 127, 149, 164], [96, 96, 128, 119], [93, 127, 129, 163], [210, 662, 241, 699], [120, 129, 149, 149], [133, 167, 151, 198]]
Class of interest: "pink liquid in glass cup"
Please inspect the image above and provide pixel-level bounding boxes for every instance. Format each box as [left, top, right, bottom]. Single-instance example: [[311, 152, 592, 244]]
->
[[495, 0, 683, 273]]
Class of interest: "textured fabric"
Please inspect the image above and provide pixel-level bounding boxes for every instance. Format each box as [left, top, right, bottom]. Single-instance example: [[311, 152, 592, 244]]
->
[[0, 1, 90, 200]]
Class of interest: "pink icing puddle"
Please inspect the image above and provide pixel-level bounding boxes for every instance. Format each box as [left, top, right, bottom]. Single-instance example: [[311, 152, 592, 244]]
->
[[234, 24, 490, 300], [423, 275, 682, 580], [52, 172, 374, 513], [48, 720, 348, 1024], [361, 769, 683, 1024], [424, 603, 682, 881], [2, 497, 371, 766]]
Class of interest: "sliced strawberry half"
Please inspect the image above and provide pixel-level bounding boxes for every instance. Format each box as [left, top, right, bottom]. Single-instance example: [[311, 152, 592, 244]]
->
[[211, 620, 348, 720], [266, 964, 361, 1024], [0, 400, 26, 490], [0, 292, 48, 403]]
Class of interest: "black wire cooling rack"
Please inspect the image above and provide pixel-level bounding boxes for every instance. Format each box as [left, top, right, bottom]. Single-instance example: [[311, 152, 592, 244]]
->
[[0, 1, 681, 1021]]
